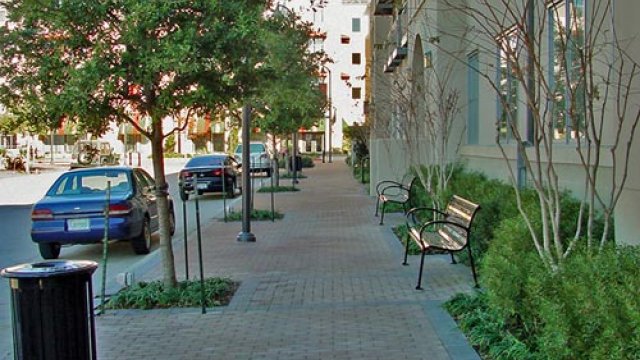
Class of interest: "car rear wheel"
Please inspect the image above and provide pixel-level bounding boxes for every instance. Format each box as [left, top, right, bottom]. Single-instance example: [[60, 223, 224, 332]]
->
[[226, 179, 236, 198], [169, 209, 176, 236], [38, 243, 61, 260], [131, 217, 151, 255], [265, 168, 272, 177], [180, 188, 189, 201]]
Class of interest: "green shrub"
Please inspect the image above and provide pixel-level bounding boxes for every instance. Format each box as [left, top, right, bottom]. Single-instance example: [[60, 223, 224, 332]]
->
[[423, 165, 630, 359], [106, 278, 237, 309], [530, 246, 640, 359], [481, 215, 543, 333], [277, 155, 315, 169], [450, 247, 640, 359], [300, 155, 315, 168], [226, 209, 283, 221]]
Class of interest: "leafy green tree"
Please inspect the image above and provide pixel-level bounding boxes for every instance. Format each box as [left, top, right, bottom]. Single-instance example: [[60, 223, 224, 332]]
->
[[254, 8, 326, 182], [0, 0, 269, 287]]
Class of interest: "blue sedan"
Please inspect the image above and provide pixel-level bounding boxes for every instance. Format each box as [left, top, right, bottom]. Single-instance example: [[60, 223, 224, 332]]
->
[[30, 167, 175, 259]]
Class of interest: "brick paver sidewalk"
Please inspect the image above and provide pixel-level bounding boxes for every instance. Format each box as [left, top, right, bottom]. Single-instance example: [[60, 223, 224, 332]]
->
[[96, 158, 480, 360]]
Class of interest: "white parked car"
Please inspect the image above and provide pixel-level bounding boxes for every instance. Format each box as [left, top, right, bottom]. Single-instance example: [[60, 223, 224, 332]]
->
[[234, 142, 272, 176]]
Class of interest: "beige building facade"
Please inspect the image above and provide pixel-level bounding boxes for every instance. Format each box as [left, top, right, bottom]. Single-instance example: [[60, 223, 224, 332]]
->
[[368, 0, 640, 245]]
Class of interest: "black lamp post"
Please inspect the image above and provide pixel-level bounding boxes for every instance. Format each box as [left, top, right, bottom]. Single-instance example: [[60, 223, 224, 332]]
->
[[237, 104, 256, 242], [319, 65, 332, 163]]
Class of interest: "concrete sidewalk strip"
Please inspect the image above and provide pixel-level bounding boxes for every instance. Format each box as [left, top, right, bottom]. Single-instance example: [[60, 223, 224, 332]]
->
[[95, 158, 479, 360]]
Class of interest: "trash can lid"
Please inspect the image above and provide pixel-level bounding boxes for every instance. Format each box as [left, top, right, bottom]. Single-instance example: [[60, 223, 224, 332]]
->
[[0, 260, 98, 279]]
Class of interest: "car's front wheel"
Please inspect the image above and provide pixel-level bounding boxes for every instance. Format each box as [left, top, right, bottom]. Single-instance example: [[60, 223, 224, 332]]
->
[[131, 217, 151, 255], [39, 243, 61, 260]]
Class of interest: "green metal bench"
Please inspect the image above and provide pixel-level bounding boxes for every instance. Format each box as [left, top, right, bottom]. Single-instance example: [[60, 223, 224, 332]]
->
[[403, 195, 481, 290], [374, 174, 417, 225]]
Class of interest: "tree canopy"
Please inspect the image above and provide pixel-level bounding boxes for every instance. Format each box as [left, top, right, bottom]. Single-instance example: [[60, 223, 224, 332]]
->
[[0, 0, 278, 287], [253, 7, 326, 137]]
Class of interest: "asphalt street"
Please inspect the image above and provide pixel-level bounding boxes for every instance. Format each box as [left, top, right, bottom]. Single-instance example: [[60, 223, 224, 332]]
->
[[0, 164, 271, 358]]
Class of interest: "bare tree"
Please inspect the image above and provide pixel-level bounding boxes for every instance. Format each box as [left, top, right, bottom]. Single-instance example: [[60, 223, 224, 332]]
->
[[371, 4, 465, 209], [437, 0, 640, 269]]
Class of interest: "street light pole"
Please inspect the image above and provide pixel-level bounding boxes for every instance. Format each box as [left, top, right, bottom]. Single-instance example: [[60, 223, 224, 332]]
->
[[237, 103, 256, 242], [320, 65, 332, 164], [329, 106, 336, 163]]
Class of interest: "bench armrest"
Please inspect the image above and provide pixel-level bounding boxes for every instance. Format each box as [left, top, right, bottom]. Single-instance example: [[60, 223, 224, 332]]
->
[[375, 180, 403, 195], [378, 183, 410, 197], [405, 207, 447, 224]]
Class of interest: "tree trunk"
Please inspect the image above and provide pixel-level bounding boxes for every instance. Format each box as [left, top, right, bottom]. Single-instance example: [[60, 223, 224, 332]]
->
[[272, 134, 279, 187], [151, 120, 177, 288]]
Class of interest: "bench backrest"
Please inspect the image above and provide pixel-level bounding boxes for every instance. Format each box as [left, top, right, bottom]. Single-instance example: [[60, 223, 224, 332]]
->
[[438, 195, 480, 251]]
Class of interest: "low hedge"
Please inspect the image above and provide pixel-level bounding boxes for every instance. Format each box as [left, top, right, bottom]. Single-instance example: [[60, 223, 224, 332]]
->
[[427, 165, 634, 359], [452, 244, 640, 359], [277, 155, 315, 169]]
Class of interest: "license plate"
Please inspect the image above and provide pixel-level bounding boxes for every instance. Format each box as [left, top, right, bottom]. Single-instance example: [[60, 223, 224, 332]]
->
[[197, 183, 208, 190], [68, 218, 90, 231]]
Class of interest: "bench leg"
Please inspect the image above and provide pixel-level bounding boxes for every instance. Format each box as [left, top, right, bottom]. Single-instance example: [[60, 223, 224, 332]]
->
[[467, 246, 479, 288], [416, 250, 426, 290], [449, 251, 456, 264], [379, 202, 386, 225], [375, 197, 380, 217], [402, 233, 410, 266]]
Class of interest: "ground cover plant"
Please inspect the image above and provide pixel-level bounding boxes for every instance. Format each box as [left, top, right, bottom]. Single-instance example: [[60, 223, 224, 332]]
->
[[106, 278, 238, 310], [445, 293, 535, 360], [278, 155, 315, 169], [257, 185, 300, 193], [226, 209, 284, 221], [280, 173, 307, 179]]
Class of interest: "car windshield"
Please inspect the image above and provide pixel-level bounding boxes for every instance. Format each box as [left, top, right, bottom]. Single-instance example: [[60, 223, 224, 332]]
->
[[48, 170, 131, 196], [235, 144, 265, 154], [186, 156, 225, 167]]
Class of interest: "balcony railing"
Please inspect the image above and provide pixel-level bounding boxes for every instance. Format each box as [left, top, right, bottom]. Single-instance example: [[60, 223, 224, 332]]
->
[[373, 0, 393, 16], [384, 2, 409, 72]]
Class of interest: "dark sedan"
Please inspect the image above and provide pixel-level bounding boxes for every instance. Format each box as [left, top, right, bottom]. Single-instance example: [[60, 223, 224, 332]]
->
[[30, 167, 175, 259], [178, 154, 240, 201]]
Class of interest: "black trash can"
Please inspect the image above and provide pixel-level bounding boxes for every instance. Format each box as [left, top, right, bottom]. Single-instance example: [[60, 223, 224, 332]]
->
[[1, 260, 98, 360], [288, 155, 302, 172]]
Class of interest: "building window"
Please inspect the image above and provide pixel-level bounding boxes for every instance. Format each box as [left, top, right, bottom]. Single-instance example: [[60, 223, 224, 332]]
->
[[424, 51, 433, 68], [352, 87, 362, 99], [548, 0, 586, 142], [496, 27, 519, 143], [467, 52, 479, 145], [352, 53, 361, 65], [341, 35, 350, 44], [352, 18, 361, 32]]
